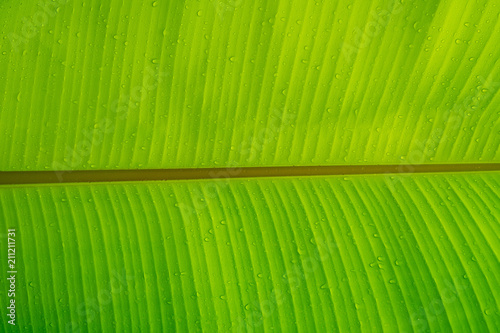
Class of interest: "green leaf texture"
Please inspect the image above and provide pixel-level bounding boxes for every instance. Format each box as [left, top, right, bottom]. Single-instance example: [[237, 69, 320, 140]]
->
[[0, 0, 499, 171], [1, 0, 499, 332], [1, 172, 499, 331]]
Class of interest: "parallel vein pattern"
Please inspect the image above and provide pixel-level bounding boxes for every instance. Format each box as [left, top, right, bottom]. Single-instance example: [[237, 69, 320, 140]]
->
[[0, 0, 499, 171], [0, 172, 499, 331]]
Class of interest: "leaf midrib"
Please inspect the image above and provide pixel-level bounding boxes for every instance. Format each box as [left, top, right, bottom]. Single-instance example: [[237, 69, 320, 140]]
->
[[1, 163, 499, 185]]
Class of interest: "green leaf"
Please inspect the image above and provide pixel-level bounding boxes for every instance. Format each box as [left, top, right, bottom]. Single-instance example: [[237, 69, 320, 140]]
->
[[0, 0, 498, 170], [0, 0, 499, 332], [1, 173, 499, 331]]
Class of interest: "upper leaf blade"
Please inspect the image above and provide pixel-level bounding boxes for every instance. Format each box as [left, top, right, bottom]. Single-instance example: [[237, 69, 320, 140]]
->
[[0, 0, 498, 171]]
